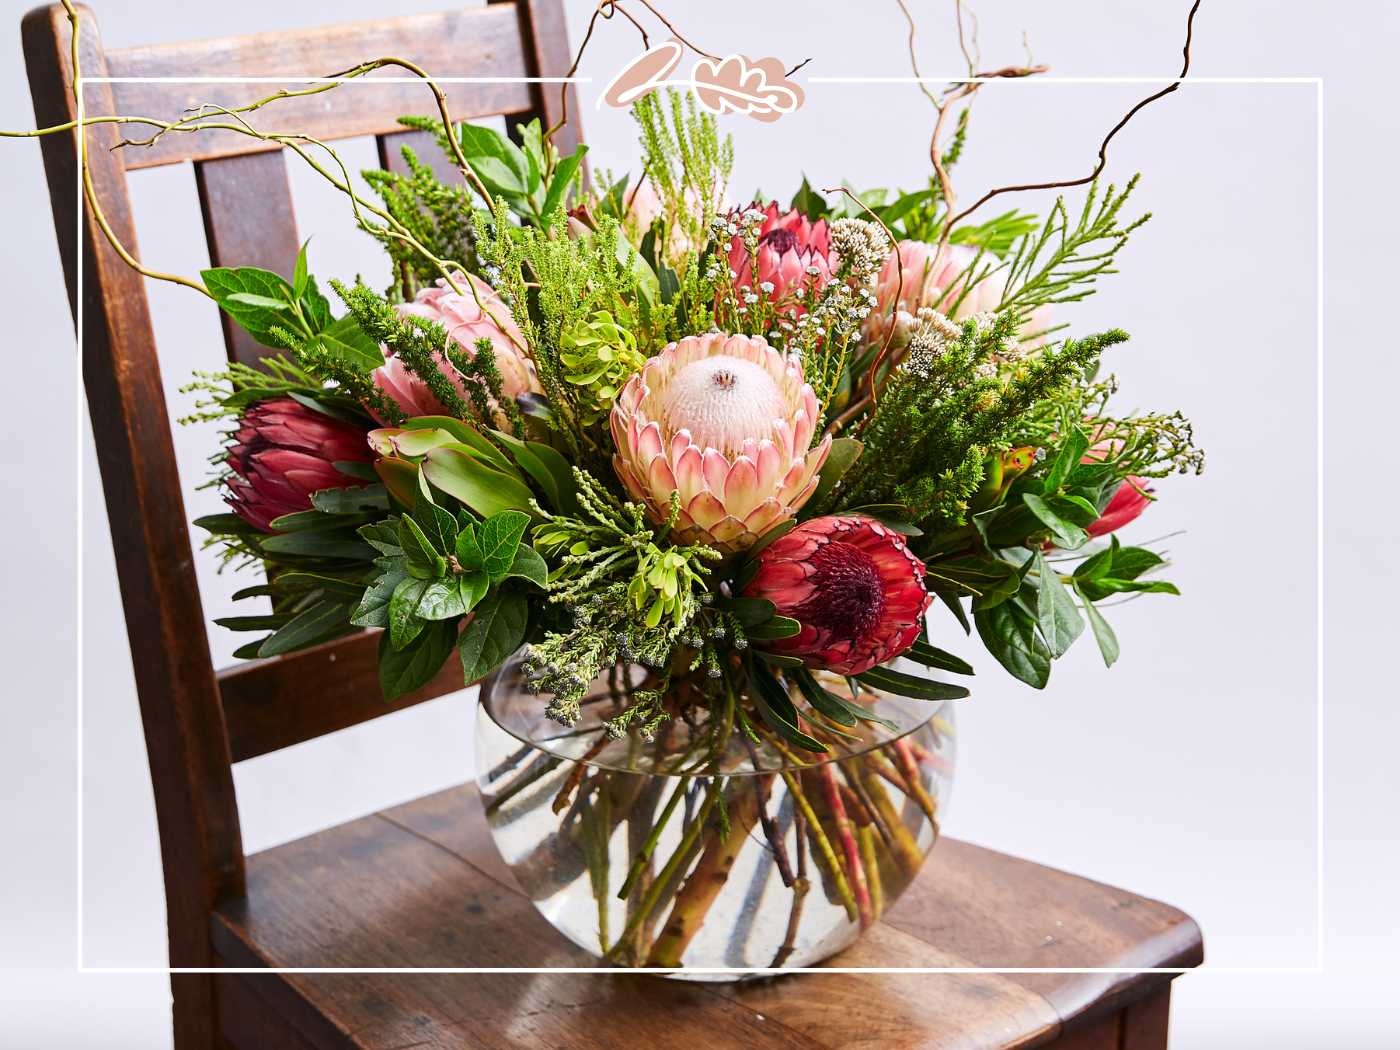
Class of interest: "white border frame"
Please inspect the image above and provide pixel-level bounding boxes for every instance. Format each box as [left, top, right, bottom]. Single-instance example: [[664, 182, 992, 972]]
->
[[73, 72, 1325, 977]]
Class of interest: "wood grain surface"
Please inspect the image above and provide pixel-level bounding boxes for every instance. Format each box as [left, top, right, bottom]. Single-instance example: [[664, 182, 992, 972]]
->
[[212, 783, 1201, 1049]]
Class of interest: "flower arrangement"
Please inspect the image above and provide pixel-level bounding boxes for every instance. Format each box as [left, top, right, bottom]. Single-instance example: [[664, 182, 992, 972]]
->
[[14, 0, 1206, 970]]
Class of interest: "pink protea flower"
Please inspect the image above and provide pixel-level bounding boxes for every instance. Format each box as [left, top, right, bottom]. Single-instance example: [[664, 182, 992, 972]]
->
[[727, 201, 833, 309], [610, 332, 832, 553], [372, 274, 540, 427], [866, 241, 1054, 348], [1087, 477, 1154, 538], [224, 398, 373, 533], [742, 515, 933, 676]]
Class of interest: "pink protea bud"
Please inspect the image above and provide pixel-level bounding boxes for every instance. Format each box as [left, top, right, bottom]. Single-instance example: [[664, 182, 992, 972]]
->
[[1087, 477, 1154, 538], [742, 515, 932, 676], [610, 332, 831, 553], [727, 201, 833, 310], [371, 273, 540, 427], [865, 240, 1053, 345], [224, 398, 373, 533]]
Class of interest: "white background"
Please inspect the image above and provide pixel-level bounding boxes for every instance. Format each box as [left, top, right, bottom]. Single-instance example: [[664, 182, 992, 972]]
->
[[0, 0, 1393, 1045]]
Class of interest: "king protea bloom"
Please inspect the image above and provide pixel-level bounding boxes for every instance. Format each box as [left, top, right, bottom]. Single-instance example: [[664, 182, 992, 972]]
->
[[742, 515, 932, 676], [865, 241, 1005, 346], [372, 274, 540, 427], [224, 398, 373, 532], [1088, 477, 1154, 538], [727, 201, 833, 308], [610, 332, 831, 553]]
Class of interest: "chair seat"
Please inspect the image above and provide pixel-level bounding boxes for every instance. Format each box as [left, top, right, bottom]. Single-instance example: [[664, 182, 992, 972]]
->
[[210, 784, 1202, 1049]]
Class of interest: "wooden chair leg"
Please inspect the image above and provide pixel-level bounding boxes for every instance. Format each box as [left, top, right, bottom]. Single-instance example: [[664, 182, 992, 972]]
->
[[172, 973, 220, 1050], [1120, 987, 1172, 1050]]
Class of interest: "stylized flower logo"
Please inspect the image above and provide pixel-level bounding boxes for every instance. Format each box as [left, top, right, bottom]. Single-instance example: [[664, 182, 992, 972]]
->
[[601, 40, 805, 123]]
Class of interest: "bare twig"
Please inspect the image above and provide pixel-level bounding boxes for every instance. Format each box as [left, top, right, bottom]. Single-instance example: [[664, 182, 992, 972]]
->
[[946, 0, 1204, 229]]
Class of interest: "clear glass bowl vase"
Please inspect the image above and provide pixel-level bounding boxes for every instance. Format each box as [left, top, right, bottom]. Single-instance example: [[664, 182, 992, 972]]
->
[[475, 653, 956, 976]]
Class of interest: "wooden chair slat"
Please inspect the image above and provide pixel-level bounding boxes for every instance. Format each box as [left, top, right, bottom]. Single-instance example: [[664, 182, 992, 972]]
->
[[195, 149, 301, 364], [104, 5, 536, 170], [217, 632, 466, 763]]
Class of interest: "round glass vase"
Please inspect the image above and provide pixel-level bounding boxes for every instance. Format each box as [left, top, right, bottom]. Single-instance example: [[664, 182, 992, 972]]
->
[[475, 653, 956, 976]]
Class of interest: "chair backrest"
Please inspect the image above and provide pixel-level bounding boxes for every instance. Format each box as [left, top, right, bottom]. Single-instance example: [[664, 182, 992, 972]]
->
[[21, 0, 579, 970]]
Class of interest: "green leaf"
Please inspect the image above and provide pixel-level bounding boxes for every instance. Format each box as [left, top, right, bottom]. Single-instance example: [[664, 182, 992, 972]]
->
[[725, 597, 776, 627], [480, 511, 531, 580], [474, 156, 528, 197], [458, 588, 529, 683], [379, 619, 456, 700], [793, 668, 898, 731], [388, 576, 431, 649], [541, 146, 588, 220], [1079, 589, 1120, 668], [310, 485, 389, 515], [1023, 492, 1088, 549], [810, 437, 863, 506], [454, 522, 484, 571], [404, 417, 512, 470], [350, 568, 407, 628], [258, 530, 374, 560], [751, 665, 827, 753], [421, 447, 535, 518], [458, 122, 529, 185], [492, 430, 578, 513], [416, 576, 477, 621], [412, 489, 460, 555], [790, 176, 830, 219], [905, 640, 975, 675], [257, 598, 352, 657], [201, 266, 301, 348], [273, 572, 371, 599], [927, 555, 1019, 608], [398, 516, 446, 579], [1044, 426, 1089, 492], [747, 615, 802, 641], [292, 240, 310, 298], [1032, 550, 1085, 658], [307, 314, 383, 373], [974, 601, 1051, 688], [504, 545, 549, 588], [358, 520, 403, 556], [856, 665, 970, 701]]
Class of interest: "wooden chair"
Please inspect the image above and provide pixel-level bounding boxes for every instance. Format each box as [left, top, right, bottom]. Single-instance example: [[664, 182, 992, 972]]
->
[[23, 4, 1203, 1047]]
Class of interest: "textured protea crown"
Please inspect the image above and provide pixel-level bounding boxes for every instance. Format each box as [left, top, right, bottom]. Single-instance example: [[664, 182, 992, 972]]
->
[[742, 515, 932, 676], [610, 332, 832, 553]]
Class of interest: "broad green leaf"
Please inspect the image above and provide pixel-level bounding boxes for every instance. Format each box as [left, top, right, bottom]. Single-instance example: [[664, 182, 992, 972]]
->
[[455, 523, 484, 571], [974, 601, 1051, 688], [379, 619, 456, 700], [480, 511, 531, 580], [541, 146, 588, 220], [459, 588, 529, 683], [1044, 426, 1089, 492], [504, 545, 549, 588], [1023, 492, 1088, 549], [388, 576, 431, 649], [905, 640, 975, 675], [358, 520, 403, 556], [857, 665, 970, 701], [350, 568, 407, 628], [374, 457, 420, 509], [458, 122, 529, 185], [408, 417, 512, 471], [202, 266, 301, 348], [416, 577, 473, 621], [412, 489, 459, 555], [1032, 550, 1084, 658], [1079, 589, 1120, 668], [810, 437, 863, 507], [927, 555, 1019, 608], [259, 530, 374, 560], [307, 314, 383, 373], [751, 665, 827, 753], [492, 430, 577, 513], [398, 515, 446, 579], [725, 597, 776, 627], [422, 447, 535, 518], [226, 292, 290, 310], [292, 240, 310, 298], [747, 615, 802, 641], [273, 572, 371, 599], [257, 598, 352, 657], [311, 485, 389, 515]]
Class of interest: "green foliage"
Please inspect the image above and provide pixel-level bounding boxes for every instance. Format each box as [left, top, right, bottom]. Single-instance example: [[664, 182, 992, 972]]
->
[[632, 90, 733, 262], [201, 242, 332, 350], [559, 309, 645, 423], [362, 144, 481, 298]]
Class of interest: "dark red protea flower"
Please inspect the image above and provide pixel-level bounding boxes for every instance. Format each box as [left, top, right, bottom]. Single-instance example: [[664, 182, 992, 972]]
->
[[224, 398, 373, 532], [742, 515, 932, 676]]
